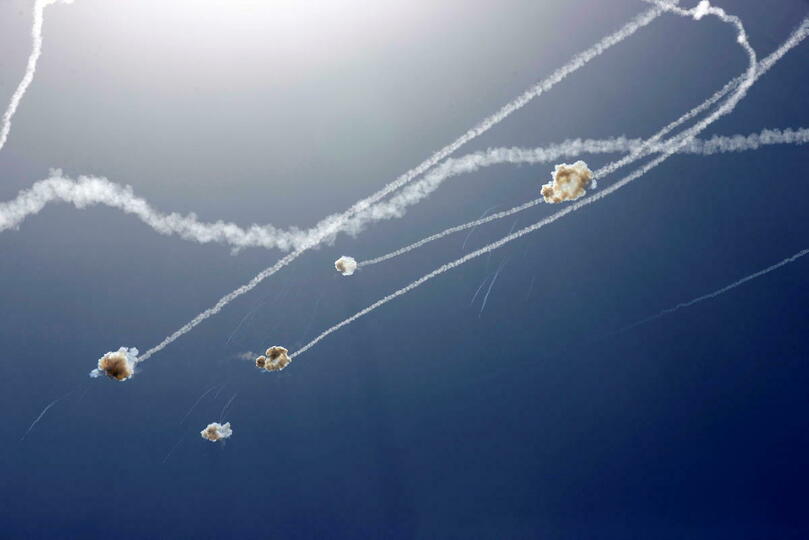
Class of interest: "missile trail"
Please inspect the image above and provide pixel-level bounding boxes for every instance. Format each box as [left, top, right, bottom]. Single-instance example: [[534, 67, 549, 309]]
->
[[617, 248, 809, 335]]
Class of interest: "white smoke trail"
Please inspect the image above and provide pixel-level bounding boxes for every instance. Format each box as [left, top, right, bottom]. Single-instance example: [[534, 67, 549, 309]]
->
[[291, 2, 768, 359], [479, 258, 508, 316], [358, 127, 809, 267], [0, 0, 74, 154], [617, 247, 809, 334], [4, 127, 805, 255]]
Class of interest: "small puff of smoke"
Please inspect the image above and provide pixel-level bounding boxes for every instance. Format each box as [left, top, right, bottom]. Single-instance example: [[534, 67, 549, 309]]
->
[[90, 347, 139, 381], [334, 256, 357, 276], [540, 160, 594, 203], [200, 422, 232, 442], [255, 346, 292, 372]]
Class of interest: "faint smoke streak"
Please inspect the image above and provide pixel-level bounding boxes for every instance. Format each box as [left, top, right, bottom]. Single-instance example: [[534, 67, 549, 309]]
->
[[616, 247, 809, 335]]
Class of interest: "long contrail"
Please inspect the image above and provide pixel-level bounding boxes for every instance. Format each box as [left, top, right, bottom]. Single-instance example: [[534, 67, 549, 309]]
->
[[0, 0, 74, 154], [616, 247, 809, 335], [6, 127, 805, 258], [123, 7, 669, 364], [291, 2, 768, 359], [358, 127, 809, 267]]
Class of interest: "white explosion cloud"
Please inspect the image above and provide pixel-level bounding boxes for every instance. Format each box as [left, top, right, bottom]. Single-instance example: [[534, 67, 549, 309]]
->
[[334, 256, 357, 276], [90, 347, 139, 381], [200, 422, 232, 442], [540, 161, 595, 203]]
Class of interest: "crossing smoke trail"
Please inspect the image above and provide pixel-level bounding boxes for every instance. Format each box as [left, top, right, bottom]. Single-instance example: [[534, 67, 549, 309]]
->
[[97, 6, 670, 368], [4, 127, 806, 255], [0, 0, 74, 154], [616, 248, 809, 335], [291, 2, 774, 360]]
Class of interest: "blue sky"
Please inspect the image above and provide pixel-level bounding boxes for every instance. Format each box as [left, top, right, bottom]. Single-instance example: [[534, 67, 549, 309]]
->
[[1, 0, 808, 537]]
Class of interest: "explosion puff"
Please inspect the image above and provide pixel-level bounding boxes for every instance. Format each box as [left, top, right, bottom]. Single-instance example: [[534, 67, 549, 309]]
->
[[334, 256, 357, 276], [90, 347, 139, 381], [540, 161, 594, 203], [200, 422, 232, 442], [256, 346, 291, 372]]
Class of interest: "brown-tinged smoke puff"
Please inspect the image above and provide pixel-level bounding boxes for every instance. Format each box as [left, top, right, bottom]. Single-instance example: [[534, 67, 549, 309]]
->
[[91, 347, 139, 381], [200, 422, 232, 442], [540, 161, 594, 203], [334, 255, 358, 276], [255, 346, 292, 372]]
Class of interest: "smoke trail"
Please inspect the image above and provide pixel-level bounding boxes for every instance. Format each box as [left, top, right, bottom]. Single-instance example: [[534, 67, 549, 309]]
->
[[219, 392, 238, 422], [4, 126, 805, 256], [479, 258, 509, 316], [162, 431, 187, 464], [617, 247, 809, 335], [469, 275, 491, 306], [291, 3, 767, 359], [20, 392, 69, 441], [179, 384, 218, 424], [0, 0, 74, 154]]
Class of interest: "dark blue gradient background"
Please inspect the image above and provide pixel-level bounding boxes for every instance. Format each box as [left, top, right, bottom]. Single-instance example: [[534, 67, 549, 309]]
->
[[1, 0, 808, 537]]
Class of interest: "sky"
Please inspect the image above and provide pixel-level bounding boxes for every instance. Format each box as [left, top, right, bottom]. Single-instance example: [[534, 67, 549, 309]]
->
[[1, 0, 808, 538]]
